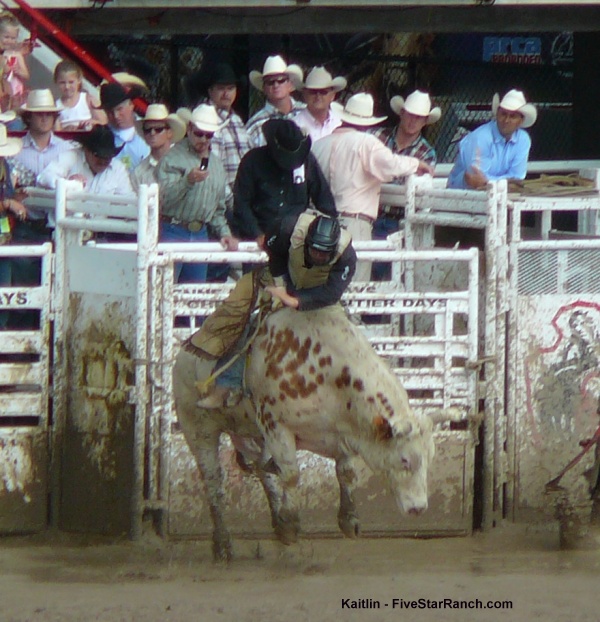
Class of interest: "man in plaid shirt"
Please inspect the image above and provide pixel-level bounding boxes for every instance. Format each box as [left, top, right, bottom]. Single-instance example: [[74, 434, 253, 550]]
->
[[370, 90, 441, 278]]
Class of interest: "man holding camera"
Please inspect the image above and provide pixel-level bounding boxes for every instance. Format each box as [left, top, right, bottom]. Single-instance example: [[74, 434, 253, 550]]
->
[[156, 103, 238, 284]]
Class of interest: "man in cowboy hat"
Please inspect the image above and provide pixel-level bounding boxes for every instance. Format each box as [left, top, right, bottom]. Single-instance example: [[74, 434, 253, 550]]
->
[[132, 103, 186, 191], [156, 103, 238, 284], [232, 118, 336, 248], [448, 88, 537, 190], [8, 90, 76, 326], [370, 89, 441, 277], [37, 124, 133, 196], [12, 90, 75, 234], [98, 81, 149, 171], [295, 66, 347, 142], [312, 93, 434, 281], [245, 55, 305, 148], [200, 62, 251, 191]]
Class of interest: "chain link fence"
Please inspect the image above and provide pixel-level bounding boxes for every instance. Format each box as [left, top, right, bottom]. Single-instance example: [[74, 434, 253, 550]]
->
[[79, 32, 573, 163]]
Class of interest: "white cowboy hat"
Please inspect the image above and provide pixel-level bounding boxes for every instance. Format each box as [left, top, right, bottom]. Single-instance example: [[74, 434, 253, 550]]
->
[[390, 90, 441, 125], [492, 89, 537, 129], [249, 55, 304, 92], [187, 104, 229, 133], [0, 111, 15, 123], [302, 66, 347, 93], [135, 103, 186, 143], [330, 93, 387, 127], [0, 123, 22, 157], [20, 89, 63, 113]]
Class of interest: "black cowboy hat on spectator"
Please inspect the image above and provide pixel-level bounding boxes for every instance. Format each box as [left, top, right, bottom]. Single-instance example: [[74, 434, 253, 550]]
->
[[263, 118, 311, 171], [77, 125, 124, 159], [96, 81, 145, 111], [206, 62, 241, 87]]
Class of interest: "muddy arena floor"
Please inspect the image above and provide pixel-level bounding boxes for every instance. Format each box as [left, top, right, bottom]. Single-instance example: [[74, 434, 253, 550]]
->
[[0, 523, 598, 622]]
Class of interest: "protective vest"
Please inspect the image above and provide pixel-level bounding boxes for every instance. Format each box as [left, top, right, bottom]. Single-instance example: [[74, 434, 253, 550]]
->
[[287, 212, 351, 290]]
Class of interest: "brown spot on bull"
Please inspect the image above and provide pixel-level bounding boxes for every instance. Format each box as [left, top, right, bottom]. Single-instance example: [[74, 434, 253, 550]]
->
[[318, 355, 332, 368], [335, 365, 352, 388], [352, 378, 364, 392], [312, 342, 322, 355], [373, 415, 394, 441], [279, 393, 286, 401], [376, 392, 395, 418], [279, 380, 298, 400], [346, 400, 352, 410], [266, 361, 283, 380], [367, 396, 375, 404], [309, 365, 316, 375], [316, 373, 324, 385]]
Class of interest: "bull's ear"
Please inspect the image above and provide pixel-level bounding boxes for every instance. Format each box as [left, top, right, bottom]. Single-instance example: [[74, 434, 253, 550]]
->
[[373, 415, 394, 441]]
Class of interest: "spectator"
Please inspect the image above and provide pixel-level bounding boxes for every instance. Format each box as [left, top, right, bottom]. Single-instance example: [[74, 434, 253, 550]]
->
[[54, 60, 107, 131], [9, 90, 75, 325], [132, 103, 185, 191], [97, 81, 149, 171], [370, 90, 441, 276], [312, 93, 433, 281], [447, 89, 537, 190], [246, 55, 304, 148], [0, 11, 29, 112], [37, 124, 133, 196], [232, 118, 336, 249], [199, 62, 251, 192], [0, 121, 28, 329], [156, 104, 238, 284], [295, 66, 346, 142]]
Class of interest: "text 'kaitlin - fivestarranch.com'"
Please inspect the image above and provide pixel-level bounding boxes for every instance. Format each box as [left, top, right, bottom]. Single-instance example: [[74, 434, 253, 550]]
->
[[340, 597, 513, 610]]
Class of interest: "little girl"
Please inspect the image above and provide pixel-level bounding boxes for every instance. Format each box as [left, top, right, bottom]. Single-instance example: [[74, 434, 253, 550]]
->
[[0, 12, 30, 111], [54, 60, 107, 130]]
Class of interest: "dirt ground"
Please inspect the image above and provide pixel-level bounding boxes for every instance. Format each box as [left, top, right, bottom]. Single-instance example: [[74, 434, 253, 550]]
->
[[1, 522, 599, 622]]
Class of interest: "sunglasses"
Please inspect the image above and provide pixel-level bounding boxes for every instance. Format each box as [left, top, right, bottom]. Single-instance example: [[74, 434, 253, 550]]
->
[[190, 128, 214, 139], [263, 77, 289, 87], [305, 88, 333, 96], [143, 125, 169, 135]]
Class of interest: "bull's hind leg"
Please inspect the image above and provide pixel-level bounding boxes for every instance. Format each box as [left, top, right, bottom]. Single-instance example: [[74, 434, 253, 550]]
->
[[336, 456, 361, 538]]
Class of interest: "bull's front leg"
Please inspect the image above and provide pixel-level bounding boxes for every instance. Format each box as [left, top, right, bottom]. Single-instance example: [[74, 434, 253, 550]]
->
[[256, 407, 301, 544], [336, 455, 361, 538], [256, 469, 300, 545]]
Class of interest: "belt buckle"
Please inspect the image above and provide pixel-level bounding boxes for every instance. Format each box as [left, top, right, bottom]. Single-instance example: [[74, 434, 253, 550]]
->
[[187, 220, 203, 232]]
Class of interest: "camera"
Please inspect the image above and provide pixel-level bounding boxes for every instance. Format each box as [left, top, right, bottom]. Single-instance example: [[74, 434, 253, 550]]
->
[[200, 157, 209, 170]]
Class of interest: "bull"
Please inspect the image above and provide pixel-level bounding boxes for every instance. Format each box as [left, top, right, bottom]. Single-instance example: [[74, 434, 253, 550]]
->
[[173, 306, 436, 561]]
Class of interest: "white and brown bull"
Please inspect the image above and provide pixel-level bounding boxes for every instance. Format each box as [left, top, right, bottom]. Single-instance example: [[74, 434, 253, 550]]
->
[[173, 306, 436, 561]]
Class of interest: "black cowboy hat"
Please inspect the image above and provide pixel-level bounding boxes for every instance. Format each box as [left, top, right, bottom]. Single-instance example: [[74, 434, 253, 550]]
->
[[77, 125, 124, 159], [206, 62, 241, 86], [263, 118, 311, 171]]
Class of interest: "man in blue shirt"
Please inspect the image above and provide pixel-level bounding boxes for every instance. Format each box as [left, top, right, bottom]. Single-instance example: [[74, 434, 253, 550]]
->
[[447, 89, 537, 190]]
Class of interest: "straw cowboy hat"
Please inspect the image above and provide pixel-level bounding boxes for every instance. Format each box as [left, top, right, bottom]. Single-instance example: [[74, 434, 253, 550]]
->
[[263, 118, 311, 171], [20, 89, 63, 113], [135, 103, 186, 143], [187, 104, 229, 133], [492, 89, 537, 128], [302, 67, 347, 93], [77, 125, 124, 159], [101, 72, 149, 91], [249, 55, 303, 92], [331, 93, 387, 126], [0, 123, 22, 157], [390, 90, 441, 125]]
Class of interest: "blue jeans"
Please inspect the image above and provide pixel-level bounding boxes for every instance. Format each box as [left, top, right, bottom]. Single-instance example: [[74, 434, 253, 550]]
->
[[160, 222, 209, 283], [372, 215, 401, 281], [0, 256, 11, 329]]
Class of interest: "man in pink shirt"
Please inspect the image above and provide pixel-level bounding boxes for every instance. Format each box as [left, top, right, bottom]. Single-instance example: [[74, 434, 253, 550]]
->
[[312, 92, 433, 280]]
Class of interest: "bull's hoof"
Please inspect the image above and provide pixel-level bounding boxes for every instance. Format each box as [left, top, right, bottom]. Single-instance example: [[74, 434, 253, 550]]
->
[[212, 536, 233, 563], [274, 510, 300, 545], [338, 513, 361, 539]]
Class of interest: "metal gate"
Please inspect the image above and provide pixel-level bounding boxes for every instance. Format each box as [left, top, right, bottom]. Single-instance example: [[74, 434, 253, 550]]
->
[[0, 243, 53, 532], [504, 188, 600, 523]]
